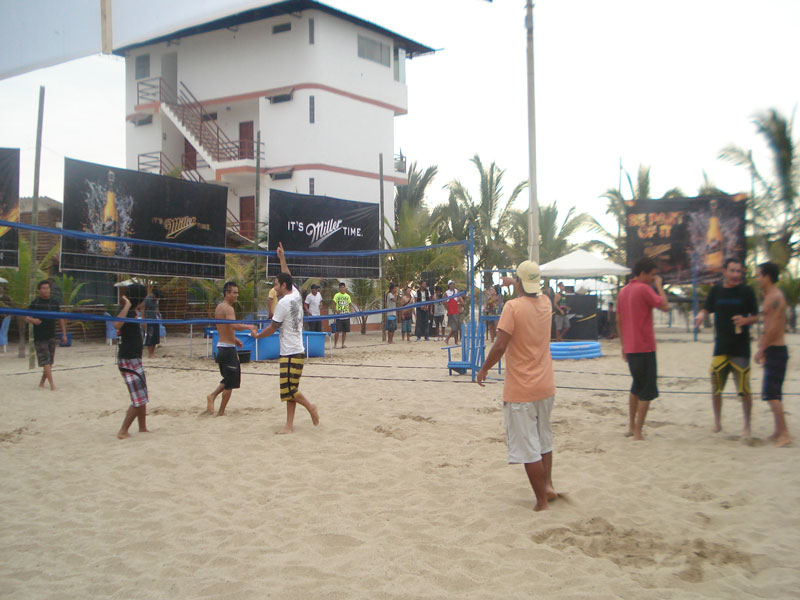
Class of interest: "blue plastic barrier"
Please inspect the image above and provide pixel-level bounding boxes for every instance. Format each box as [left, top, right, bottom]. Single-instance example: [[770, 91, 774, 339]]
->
[[549, 341, 602, 360]]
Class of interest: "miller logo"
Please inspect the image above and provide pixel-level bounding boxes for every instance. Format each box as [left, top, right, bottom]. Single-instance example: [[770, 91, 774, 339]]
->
[[163, 216, 197, 239], [286, 218, 362, 247]]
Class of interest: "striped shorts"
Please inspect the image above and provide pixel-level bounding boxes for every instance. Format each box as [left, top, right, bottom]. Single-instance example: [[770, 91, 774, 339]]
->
[[279, 353, 305, 402], [118, 358, 149, 407]]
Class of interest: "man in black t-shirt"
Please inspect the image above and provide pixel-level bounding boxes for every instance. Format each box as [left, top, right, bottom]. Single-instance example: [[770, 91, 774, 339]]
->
[[694, 258, 759, 436], [25, 280, 67, 391]]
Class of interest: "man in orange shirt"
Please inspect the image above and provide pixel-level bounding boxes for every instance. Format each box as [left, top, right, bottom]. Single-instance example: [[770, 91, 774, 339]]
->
[[477, 261, 557, 512]]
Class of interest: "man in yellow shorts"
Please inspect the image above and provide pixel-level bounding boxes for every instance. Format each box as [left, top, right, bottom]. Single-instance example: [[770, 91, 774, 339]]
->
[[255, 243, 319, 434], [694, 258, 758, 436]]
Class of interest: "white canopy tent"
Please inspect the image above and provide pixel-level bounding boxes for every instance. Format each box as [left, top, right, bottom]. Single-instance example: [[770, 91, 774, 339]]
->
[[539, 250, 630, 279]]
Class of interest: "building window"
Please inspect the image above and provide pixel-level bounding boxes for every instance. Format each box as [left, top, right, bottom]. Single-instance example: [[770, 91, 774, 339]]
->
[[134, 115, 153, 127], [309, 178, 315, 195], [135, 54, 150, 79], [309, 96, 315, 124], [272, 22, 291, 34], [393, 47, 406, 83], [357, 35, 390, 67], [309, 18, 314, 44], [201, 112, 218, 122]]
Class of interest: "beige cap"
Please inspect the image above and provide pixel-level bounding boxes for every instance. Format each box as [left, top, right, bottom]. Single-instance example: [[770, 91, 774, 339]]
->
[[516, 260, 542, 294]]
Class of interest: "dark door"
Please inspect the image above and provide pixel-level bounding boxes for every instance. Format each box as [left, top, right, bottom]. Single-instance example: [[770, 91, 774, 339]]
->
[[240, 195, 255, 240], [239, 121, 254, 159], [184, 138, 197, 170]]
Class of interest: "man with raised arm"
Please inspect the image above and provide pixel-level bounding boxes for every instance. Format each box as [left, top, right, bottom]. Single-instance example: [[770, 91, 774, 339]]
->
[[25, 280, 68, 391], [206, 281, 257, 416], [694, 258, 758, 436], [616, 257, 670, 441], [255, 243, 319, 434], [754, 261, 791, 447]]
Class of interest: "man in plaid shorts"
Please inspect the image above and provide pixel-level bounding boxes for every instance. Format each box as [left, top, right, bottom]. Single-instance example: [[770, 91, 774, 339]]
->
[[112, 283, 150, 439], [255, 242, 319, 434]]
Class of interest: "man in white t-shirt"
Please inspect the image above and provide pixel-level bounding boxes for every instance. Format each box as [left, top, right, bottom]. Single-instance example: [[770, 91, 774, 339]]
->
[[255, 243, 320, 434], [304, 284, 323, 332], [385, 283, 398, 344]]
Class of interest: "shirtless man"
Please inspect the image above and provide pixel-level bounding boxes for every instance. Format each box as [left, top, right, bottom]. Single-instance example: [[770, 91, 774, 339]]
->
[[206, 281, 257, 416], [753, 261, 791, 447]]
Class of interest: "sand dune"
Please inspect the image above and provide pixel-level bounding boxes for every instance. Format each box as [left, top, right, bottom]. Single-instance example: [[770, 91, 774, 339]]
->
[[0, 329, 797, 599]]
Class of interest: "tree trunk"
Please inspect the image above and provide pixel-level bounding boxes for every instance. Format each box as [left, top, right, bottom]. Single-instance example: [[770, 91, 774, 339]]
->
[[16, 316, 26, 358]]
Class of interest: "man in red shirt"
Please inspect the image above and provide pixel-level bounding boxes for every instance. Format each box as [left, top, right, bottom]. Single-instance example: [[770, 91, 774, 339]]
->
[[477, 261, 557, 512], [616, 257, 669, 441]]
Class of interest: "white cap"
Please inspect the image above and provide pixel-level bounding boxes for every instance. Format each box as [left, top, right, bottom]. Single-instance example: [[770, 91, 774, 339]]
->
[[447, 280, 455, 285], [515, 260, 542, 294]]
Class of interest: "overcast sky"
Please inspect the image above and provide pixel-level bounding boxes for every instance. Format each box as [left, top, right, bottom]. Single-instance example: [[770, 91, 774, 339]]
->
[[0, 0, 797, 234]]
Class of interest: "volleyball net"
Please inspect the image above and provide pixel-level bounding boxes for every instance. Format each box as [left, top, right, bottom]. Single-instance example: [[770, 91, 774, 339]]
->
[[0, 218, 475, 355]]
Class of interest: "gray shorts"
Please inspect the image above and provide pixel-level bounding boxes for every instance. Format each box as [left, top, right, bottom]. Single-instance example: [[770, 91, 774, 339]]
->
[[504, 396, 555, 464], [554, 314, 569, 329], [34, 338, 57, 367], [447, 314, 461, 332]]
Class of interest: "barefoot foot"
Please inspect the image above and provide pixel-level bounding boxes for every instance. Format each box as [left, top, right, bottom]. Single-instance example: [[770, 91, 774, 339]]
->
[[775, 434, 792, 448], [277, 426, 293, 434], [533, 501, 549, 512], [117, 431, 131, 440], [712, 424, 722, 433], [206, 394, 215, 414], [309, 403, 320, 426], [624, 430, 634, 438]]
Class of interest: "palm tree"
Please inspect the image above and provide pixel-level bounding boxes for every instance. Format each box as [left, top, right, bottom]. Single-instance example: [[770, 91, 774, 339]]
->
[[349, 278, 381, 334], [446, 155, 527, 286], [507, 202, 605, 265], [394, 162, 438, 218], [386, 203, 463, 287], [720, 108, 799, 266]]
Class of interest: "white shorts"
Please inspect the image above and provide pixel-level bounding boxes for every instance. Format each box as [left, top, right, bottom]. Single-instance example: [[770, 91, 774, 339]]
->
[[504, 396, 555, 464]]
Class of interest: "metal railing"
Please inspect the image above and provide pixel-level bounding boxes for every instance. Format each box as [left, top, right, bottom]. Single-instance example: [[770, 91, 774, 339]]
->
[[137, 151, 205, 183], [137, 77, 246, 163]]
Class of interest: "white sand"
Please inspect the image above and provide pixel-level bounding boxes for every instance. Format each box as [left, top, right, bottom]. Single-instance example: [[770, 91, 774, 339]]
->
[[0, 329, 798, 599]]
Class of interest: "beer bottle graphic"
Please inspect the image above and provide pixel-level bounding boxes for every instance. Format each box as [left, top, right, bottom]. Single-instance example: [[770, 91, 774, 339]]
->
[[704, 198, 723, 271], [100, 170, 117, 255]]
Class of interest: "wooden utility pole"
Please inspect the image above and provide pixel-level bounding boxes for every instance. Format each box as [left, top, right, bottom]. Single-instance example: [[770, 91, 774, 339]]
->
[[379, 153, 386, 341], [253, 129, 262, 310], [27, 86, 45, 365]]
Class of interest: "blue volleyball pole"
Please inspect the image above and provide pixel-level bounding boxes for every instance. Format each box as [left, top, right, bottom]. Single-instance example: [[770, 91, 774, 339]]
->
[[469, 225, 477, 382]]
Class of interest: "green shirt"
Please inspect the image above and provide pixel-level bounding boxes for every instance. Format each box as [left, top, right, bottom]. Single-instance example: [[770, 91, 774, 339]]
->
[[333, 292, 352, 314]]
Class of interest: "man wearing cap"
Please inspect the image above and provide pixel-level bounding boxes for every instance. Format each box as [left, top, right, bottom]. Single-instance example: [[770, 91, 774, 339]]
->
[[444, 280, 463, 345], [304, 284, 323, 332], [477, 261, 558, 512]]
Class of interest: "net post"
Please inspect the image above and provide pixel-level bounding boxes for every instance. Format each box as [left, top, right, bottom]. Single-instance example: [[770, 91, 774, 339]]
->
[[469, 225, 476, 382]]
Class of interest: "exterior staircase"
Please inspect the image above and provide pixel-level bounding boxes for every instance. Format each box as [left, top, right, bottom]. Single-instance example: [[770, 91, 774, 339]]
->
[[137, 77, 255, 170]]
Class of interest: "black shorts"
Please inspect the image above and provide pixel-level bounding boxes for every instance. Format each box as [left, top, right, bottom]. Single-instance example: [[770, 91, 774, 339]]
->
[[335, 318, 350, 333], [386, 316, 397, 331], [627, 351, 658, 401], [306, 320, 322, 332], [434, 315, 444, 327], [762, 346, 789, 401], [144, 323, 160, 347], [215, 346, 241, 390]]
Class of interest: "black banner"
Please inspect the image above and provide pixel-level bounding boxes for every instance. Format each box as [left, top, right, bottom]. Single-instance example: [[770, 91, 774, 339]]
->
[[625, 194, 747, 284], [267, 189, 379, 278], [0, 148, 20, 268], [61, 158, 227, 279]]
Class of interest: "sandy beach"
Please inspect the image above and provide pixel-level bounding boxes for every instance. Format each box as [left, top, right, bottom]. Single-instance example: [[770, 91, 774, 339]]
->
[[0, 327, 798, 599]]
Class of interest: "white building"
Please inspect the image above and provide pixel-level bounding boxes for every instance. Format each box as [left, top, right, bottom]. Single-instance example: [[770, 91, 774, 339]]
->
[[115, 0, 433, 243]]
